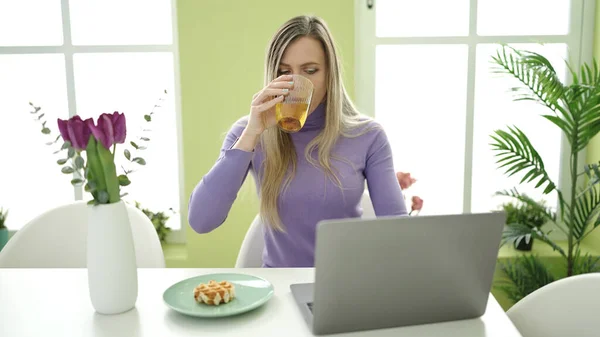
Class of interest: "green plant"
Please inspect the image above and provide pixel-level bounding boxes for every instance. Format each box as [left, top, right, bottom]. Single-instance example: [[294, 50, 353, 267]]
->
[[497, 255, 556, 303], [134, 202, 173, 243], [501, 198, 549, 248], [0, 208, 8, 230], [489, 44, 600, 300]]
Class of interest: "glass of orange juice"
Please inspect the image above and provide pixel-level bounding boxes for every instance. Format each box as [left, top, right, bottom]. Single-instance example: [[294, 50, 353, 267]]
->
[[276, 74, 314, 133]]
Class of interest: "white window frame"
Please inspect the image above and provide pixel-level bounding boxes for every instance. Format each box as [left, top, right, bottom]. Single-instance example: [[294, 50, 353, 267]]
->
[[0, 0, 186, 244], [355, 0, 595, 236]]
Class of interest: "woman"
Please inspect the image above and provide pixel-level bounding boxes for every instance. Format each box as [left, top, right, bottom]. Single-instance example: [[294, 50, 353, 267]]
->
[[189, 15, 407, 267]]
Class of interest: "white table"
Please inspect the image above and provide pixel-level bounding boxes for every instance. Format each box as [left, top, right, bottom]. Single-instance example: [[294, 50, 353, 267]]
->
[[0, 268, 522, 337]]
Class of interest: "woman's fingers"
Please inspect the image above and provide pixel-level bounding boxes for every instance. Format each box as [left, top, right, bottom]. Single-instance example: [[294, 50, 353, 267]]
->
[[253, 95, 284, 113], [252, 89, 289, 105]]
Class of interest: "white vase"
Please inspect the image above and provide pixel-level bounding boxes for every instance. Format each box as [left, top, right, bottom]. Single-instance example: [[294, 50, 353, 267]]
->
[[87, 200, 138, 314]]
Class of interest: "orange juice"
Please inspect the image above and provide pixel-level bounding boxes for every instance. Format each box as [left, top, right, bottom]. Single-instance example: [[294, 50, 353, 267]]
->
[[276, 102, 309, 133]]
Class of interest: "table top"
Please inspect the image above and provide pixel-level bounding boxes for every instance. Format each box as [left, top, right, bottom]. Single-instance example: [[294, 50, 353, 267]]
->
[[0, 268, 522, 337]]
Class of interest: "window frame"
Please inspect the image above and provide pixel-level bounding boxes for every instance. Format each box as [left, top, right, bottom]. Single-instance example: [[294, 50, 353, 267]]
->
[[0, 0, 186, 244], [355, 0, 596, 239]]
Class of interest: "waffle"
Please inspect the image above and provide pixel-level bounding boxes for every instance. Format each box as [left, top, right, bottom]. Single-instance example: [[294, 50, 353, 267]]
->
[[193, 280, 236, 305]]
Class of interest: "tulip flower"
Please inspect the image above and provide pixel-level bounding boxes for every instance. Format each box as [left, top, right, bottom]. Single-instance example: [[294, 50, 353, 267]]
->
[[86, 111, 127, 150], [396, 171, 417, 190], [410, 196, 424, 215], [57, 116, 93, 151]]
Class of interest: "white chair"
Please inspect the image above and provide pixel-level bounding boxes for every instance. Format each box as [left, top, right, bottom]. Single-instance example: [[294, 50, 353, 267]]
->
[[234, 192, 376, 267], [506, 273, 600, 337], [0, 201, 165, 268], [235, 214, 265, 268]]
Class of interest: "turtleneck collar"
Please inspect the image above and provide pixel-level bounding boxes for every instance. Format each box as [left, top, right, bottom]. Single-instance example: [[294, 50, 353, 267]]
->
[[301, 102, 326, 131]]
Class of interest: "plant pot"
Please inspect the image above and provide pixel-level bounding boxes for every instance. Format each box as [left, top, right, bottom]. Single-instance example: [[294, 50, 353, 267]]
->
[[87, 200, 138, 314], [515, 237, 534, 251], [0, 228, 8, 252]]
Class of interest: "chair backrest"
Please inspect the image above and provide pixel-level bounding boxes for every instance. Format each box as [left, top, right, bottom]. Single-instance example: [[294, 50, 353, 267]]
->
[[235, 192, 376, 268], [0, 201, 165, 268], [235, 214, 265, 268], [506, 273, 600, 337]]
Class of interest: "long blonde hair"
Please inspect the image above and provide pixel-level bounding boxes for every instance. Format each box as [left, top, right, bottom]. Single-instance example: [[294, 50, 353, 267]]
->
[[260, 15, 373, 231]]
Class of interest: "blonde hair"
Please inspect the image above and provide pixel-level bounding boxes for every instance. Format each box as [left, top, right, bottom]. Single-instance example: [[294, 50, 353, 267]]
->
[[260, 15, 374, 231]]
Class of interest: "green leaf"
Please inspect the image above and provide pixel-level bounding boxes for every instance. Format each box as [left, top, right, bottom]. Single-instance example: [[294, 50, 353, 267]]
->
[[74, 156, 85, 169], [118, 174, 131, 186], [572, 249, 600, 275], [38, 113, 45, 120], [57, 158, 67, 165], [71, 178, 83, 185], [573, 186, 600, 241], [496, 255, 555, 304], [61, 166, 74, 174], [496, 189, 558, 223], [132, 157, 146, 165], [98, 191, 109, 204], [144, 115, 151, 122], [124, 149, 131, 160], [490, 126, 557, 195], [67, 147, 75, 158], [61, 141, 71, 150], [96, 138, 120, 203], [130, 141, 139, 149], [140, 137, 150, 141], [491, 45, 566, 117], [85, 180, 97, 192], [41, 127, 51, 134], [86, 137, 108, 201]]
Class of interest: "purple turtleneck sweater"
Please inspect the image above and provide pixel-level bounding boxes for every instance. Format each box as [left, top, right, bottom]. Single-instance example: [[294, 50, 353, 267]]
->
[[188, 104, 408, 267]]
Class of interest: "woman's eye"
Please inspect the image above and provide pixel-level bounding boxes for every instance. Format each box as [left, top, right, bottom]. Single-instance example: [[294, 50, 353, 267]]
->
[[305, 68, 318, 75], [278, 70, 290, 75]]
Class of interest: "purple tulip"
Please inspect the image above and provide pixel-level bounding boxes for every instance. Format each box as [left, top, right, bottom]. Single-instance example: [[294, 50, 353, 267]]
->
[[87, 111, 127, 150], [57, 115, 93, 151]]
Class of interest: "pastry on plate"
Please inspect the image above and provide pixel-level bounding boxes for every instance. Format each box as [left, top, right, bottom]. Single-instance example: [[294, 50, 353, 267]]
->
[[193, 280, 236, 305]]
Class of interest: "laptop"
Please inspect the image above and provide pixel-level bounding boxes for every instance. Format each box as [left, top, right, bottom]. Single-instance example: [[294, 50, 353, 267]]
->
[[290, 212, 505, 335]]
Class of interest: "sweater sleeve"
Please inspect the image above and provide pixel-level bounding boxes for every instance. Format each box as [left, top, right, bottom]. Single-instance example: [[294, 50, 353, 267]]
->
[[364, 126, 408, 217], [188, 119, 254, 233]]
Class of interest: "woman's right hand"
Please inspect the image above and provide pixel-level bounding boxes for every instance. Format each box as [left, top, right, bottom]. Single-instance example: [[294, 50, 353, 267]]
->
[[244, 75, 294, 136]]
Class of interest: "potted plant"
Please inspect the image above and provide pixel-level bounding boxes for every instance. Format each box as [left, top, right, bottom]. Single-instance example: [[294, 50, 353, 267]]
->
[[27, 90, 167, 315], [0, 208, 8, 252], [134, 201, 174, 244], [501, 199, 549, 251], [489, 45, 600, 302]]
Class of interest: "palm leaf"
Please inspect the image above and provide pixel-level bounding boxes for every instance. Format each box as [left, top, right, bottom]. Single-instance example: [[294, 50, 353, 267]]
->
[[501, 222, 535, 249], [573, 186, 600, 242], [572, 248, 600, 275], [491, 45, 573, 135], [496, 255, 555, 304], [496, 188, 557, 222], [490, 126, 557, 194], [566, 61, 600, 152]]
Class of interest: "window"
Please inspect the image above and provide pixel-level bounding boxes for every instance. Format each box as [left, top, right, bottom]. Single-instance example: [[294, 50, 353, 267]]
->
[[0, 0, 184, 243], [355, 0, 594, 219]]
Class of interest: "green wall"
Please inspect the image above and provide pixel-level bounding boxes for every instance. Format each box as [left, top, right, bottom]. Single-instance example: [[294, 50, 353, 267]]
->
[[176, 0, 355, 267]]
